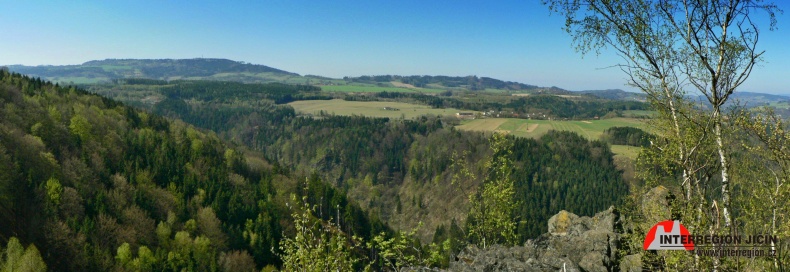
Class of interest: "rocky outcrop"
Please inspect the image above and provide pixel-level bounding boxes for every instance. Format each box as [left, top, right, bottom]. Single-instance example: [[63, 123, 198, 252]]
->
[[450, 207, 624, 271], [640, 185, 671, 224], [619, 254, 642, 272]]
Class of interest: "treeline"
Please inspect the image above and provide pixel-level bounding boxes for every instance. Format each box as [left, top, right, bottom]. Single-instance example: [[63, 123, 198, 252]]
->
[[0, 71, 391, 270], [373, 91, 649, 119], [600, 126, 653, 147], [505, 95, 648, 118], [159, 80, 328, 104]]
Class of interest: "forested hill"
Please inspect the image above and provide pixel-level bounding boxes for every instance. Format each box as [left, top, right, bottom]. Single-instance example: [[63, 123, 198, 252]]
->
[[6, 58, 301, 84], [5, 59, 571, 93], [0, 70, 391, 270]]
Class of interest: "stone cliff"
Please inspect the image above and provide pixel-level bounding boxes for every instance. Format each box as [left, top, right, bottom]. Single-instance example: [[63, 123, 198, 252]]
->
[[449, 206, 643, 272]]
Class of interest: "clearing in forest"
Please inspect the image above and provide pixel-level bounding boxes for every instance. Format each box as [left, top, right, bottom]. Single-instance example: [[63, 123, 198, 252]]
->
[[288, 99, 476, 119], [456, 117, 646, 158]]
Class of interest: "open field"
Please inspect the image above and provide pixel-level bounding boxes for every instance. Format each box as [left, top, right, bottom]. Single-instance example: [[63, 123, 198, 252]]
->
[[457, 118, 508, 131], [610, 145, 642, 159], [457, 117, 644, 139], [288, 99, 476, 119], [457, 117, 645, 158], [319, 84, 446, 93]]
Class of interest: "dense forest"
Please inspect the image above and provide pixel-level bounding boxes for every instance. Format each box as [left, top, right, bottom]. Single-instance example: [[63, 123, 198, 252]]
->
[[0, 71, 399, 270], [0, 68, 631, 270], [139, 80, 629, 241]]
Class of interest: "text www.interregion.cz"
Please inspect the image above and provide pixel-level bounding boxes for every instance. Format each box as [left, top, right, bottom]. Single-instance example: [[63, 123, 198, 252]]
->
[[694, 248, 776, 258]]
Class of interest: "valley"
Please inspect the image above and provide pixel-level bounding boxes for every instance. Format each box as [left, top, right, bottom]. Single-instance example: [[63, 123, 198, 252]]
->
[[2, 57, 788, 271], [3, 0, 789, 269]]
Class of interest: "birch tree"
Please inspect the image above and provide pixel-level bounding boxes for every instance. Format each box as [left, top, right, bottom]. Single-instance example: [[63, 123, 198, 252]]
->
[[545, 0, 779, 230], [453, 133, 518, 248], [544, 0, 781, 269], [734, 109, 790, 269]]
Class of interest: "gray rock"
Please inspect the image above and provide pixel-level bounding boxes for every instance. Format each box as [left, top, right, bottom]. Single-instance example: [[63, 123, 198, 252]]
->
[[450, 207, 620, 271], [578, 252, 607, 272], [620, 254, 642, 272], [548, 210, 579, 236]]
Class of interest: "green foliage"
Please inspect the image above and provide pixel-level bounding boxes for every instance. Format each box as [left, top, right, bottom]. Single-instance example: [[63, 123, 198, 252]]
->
[[102, 70, 627, 242], [0, 66, 632, 270], [44, 177, 62, 207], [368, 223, 432, 270], [1, 70, 390, 270], [545, 0, 786, 269], [115, 242, 132, 268], [456, 133, 519, 248], [1, 237, 47, 272], [278, 195, 359, 272], [600, 126, 653, 147], [159, 80, 324, 104], [68, 114, 92, 142]]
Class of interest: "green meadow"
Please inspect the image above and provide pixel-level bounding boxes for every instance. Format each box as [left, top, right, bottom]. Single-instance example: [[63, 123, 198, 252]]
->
[[457, 117, 646, 158], [288, 99, 475, 119]]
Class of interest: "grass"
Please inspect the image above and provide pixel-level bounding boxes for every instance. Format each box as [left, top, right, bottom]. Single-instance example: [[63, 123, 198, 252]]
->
[[610, 145, 642, 159], [288, 99, 476, 119], [457, 117, 646, 159], [458, 118, 508, 131], [459, 118, 644, 139]]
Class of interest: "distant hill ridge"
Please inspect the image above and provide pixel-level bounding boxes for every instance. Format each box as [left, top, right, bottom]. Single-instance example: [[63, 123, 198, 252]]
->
[[83, 58, 298, 77], [341, 74, 544, 92], [7, 58, 300, 84], [6, 58, 787, 100]]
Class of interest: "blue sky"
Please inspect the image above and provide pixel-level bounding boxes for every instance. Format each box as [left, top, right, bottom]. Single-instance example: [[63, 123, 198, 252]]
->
[[1, 1, 788, 94]]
